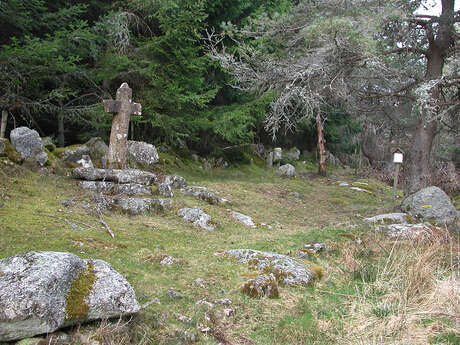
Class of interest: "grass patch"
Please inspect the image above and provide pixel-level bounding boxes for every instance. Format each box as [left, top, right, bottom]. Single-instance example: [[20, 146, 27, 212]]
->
[[0, 160, 457, 345]]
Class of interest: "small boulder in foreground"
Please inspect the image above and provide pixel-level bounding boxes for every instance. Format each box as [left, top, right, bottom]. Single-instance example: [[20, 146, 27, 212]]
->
[[0, 251, 140, 342]]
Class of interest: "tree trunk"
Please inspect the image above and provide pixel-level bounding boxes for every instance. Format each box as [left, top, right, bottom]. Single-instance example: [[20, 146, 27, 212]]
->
[[403, 0, 454, 195], [58, 112, 65, 147], [0, 110, 7, 139], [316, 111, 326, 176], [404, 119, 437, 195]]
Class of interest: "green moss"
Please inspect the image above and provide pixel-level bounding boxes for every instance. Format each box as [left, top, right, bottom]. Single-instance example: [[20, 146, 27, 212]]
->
[[53, 144, 82, 158], [241, 275, 280, 298], [2, 139, 22, 163], [429, 332, 460, 344], [65, 261, 96, 321]]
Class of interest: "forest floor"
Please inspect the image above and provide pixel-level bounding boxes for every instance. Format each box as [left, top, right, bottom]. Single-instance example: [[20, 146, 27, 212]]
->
[[0, 158, 458, 345]]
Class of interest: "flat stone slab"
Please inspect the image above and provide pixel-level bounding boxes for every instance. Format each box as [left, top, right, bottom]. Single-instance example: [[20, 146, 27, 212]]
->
[[350, 187, 372, 194], [364, 213, 409, 225], [113, 197, 172, 215], [381, 223, 437, 240], [0, 251, 140, 342], [78, 181, 152, 196], [218, 249, 315, 286], [178, 207, 214, 231], [72, 168, 157, 185], [181, 186, 229, 205]]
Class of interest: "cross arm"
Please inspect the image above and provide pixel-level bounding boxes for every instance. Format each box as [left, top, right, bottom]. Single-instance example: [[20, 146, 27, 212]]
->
[[131, 102, 142, 115], [103, 100, 121, 113]]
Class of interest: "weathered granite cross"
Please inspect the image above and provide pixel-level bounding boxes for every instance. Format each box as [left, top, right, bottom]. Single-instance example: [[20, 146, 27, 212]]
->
[[103, 83, 142, 169]]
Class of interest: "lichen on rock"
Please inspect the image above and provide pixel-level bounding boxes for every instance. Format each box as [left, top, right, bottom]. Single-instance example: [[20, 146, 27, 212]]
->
[[219, 249, 318, 286]]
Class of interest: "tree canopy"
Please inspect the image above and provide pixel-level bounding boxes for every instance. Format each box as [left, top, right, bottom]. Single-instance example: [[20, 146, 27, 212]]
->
[[207, 0, 460, 193]]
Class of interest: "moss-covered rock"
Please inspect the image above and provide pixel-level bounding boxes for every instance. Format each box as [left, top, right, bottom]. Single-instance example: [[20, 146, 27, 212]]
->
[[0, 251, 140, 342], [220, 249, 319, 286], [41, 137, 56, 152], [241, 274, 279, 298], [1, 138, 22, 163], [65, 262, 96, 321]]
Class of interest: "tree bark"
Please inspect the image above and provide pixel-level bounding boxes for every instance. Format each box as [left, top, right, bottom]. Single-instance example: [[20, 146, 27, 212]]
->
[[316, 111, 326, 176], [404, 119, 437, 195], [0, 110, 7, 139], [403, 0, 455, 195]]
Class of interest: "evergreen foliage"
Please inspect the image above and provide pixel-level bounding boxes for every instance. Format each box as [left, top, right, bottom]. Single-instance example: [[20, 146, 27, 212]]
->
[[0, 0, 387, 160]]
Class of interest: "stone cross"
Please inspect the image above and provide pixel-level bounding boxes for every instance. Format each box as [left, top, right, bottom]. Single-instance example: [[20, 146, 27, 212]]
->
[[103, 83, 141, 169]]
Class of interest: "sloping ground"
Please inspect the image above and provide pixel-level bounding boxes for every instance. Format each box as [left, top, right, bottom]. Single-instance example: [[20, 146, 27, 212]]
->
[[0, 161, 458, 345]]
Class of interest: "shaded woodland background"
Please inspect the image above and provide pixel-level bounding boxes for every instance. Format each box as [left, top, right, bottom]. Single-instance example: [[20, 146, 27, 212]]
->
[[0, 0, 459, 193]]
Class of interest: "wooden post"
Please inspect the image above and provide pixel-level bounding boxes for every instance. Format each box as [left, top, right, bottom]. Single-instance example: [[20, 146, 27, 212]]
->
[[316, 111, 326, 176], [393, 163, 400, 197], [103, 83, 142, 169], [392, 149, 404, 198], [1, 110, 8, 139]]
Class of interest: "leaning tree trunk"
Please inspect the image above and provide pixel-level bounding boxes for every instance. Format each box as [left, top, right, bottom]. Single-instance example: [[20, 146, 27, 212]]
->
[[0, 110, 7, 139], [316, 111, 326, 176], [403, 0, 455, 195]]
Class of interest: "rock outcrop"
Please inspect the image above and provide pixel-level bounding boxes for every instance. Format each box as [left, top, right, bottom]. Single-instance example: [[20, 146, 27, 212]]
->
[[163, 175, 187, 189], [0, 251, 140, 342], [232, 211, 256, 228], [364, 213, 409, 225], [277, 164, 295, 177], [10, 127, 48, 166], [78, 181, 152, 196], [127, 141, 159, 168], [241, 274, 279, 298], [219, 249, 317, 286], [72, 168, 157, 185], [181, 186, 229, 205], [178, 207, 214, 230], [113, 197, 172, 215], [61, 138, 109, 167], [158, 183, 174, 197], [401, 186, 458, 225]]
